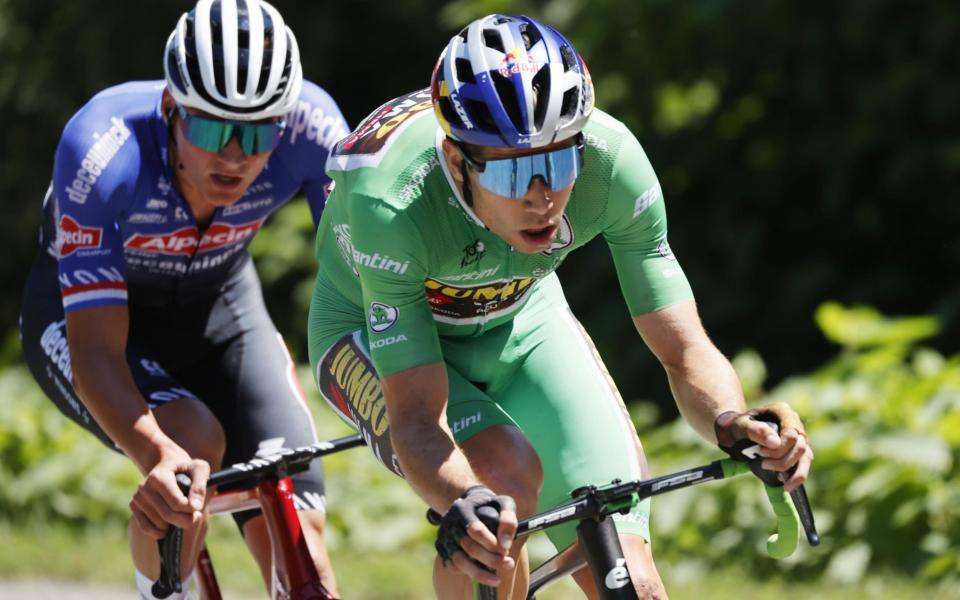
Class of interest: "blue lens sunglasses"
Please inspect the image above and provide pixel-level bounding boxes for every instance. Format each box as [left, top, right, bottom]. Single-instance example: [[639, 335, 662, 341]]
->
[[457, 136, 585, 199], [176, 104, 287, 156]]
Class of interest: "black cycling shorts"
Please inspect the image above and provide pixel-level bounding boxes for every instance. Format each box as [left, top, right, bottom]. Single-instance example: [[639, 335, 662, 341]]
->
[[20, 255, 326, 529]]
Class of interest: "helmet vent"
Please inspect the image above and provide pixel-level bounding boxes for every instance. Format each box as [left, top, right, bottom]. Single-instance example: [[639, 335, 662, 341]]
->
[[560, 88, 578, 120], [166, 49, 188, 95], [532, 68, 550, 128], [519, 23, 541, 49], [492, 73, 524, 133], [560, 45, 576, 73], [483, 29, 505, 53], [466, 99, 498, 133], [437, 97, 461, 128], [455, 58, 476, 85]]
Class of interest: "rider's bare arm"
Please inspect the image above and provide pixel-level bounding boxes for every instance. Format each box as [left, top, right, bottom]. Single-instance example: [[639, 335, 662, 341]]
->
[[633, 300, 746, 443], [66, 305, 205, 537], [634, 300, 813, 490], [381, 362, 483, 511], [65, 305, 179, 472]]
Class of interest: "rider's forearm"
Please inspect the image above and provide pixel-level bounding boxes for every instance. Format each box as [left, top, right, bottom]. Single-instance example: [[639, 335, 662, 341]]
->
[[389, 410, 482, 511], [382, 363, 485, 510], [71, 350, 181, 473], [662, 342, 747, 444]]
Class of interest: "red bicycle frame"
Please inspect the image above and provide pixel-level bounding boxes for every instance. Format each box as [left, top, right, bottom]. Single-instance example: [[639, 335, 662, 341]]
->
[[194, 477, 333, 600], [156, 434, 366, 600]]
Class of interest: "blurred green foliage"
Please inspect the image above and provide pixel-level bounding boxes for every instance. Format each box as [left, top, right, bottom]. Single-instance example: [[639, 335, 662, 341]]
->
[[644, 303, 960, 583], [2, 304, 958, 586]]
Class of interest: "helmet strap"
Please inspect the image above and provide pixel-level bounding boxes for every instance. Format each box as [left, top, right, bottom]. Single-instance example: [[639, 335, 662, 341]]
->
[[459, 159, 474, 207]]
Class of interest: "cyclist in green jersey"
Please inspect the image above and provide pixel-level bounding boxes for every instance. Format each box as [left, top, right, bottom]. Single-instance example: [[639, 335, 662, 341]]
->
[[308, 14, 814, 599]]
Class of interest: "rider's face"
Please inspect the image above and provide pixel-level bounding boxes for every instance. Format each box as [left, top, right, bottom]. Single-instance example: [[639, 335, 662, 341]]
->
[[442, 139, 576, 254], [162, 92, 274, 209]]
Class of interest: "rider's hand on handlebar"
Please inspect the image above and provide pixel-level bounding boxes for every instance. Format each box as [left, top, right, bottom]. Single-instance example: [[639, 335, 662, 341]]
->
[[129, 447, 209, 539], [434, 485, 517, 587], [714, 402, 814, 493]]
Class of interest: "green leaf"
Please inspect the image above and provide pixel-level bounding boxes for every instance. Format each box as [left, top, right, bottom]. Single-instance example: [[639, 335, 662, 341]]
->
[[815, 302, 940, 349]]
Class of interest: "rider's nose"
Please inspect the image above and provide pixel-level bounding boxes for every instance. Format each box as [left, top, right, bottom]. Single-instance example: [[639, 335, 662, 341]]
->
[[218, 136, 247, 163], [523, 178, 553, 214]]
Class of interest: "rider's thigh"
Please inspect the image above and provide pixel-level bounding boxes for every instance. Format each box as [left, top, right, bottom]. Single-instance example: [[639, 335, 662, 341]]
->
[[153, 397, 226, 470], [460, 424, 544, 517], [571, 534, 668, 600]]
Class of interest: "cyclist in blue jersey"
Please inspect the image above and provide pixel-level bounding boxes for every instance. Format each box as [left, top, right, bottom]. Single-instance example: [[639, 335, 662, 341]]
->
[[19, 1, 349, 597]]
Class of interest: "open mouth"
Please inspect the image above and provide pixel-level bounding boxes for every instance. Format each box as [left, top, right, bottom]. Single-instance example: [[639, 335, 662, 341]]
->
[[520, 224, 557, 247], [211, 173, 243, 187]]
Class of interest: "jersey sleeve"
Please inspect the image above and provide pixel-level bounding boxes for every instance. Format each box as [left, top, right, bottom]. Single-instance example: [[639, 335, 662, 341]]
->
[[347, 193, 442, 376], [52, 111, 138, 313], [283, 81, 351, 226], [601, 128, 694, 316]]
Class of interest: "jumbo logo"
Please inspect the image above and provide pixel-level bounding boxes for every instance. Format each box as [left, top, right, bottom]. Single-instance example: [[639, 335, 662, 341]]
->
[[58, 216, 103, 257], [124, 220, 263, 255], [424, 276, 535, 323], [324, 342, 388, 437]]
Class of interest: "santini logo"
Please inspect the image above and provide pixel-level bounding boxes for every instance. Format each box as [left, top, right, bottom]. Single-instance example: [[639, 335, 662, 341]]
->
[[450, 412, 482, 435], [353, 249, 410, 275]]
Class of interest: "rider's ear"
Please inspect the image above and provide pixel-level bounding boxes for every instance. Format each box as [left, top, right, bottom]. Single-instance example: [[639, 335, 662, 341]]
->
[[440, 138, 464, 185], [161, 88, 176, 124]]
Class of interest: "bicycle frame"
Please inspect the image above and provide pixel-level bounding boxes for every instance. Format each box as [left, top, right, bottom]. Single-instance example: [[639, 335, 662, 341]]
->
[[155, 433, 366, 600]]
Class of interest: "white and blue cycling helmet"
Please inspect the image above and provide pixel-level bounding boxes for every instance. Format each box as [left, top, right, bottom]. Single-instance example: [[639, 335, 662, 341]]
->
[[431, 14, 594, 148], [164, 0, 303, 121]]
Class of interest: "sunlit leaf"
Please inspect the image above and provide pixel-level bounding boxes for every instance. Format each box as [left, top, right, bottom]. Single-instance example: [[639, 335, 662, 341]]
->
[[815, 302, 940, 349], [825, 542, 872, 584]]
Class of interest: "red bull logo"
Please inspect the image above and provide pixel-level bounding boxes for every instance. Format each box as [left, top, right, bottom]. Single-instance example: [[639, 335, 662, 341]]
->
[[499, 48, 543, 77]]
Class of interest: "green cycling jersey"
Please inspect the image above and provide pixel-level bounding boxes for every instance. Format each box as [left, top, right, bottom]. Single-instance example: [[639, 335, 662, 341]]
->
[[308, 88, 693, 377]]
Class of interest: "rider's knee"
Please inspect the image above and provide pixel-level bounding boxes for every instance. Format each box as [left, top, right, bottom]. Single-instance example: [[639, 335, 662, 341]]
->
[[298, 508, 328, 537], [633, 580, 668, 600], [158, 400, 227, 469], [181, 419, 226, 469], [472, 442, 543, 517]]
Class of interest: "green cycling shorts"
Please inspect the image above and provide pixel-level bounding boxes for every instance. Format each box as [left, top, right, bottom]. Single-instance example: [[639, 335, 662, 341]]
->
[[312, 276, 652, 550]]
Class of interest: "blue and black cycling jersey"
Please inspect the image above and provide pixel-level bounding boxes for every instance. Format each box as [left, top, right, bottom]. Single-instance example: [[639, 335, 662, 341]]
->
[[39, 79, 349, 310]]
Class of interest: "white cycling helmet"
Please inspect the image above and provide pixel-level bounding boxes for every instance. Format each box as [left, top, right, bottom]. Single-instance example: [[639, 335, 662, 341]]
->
[[164, 0, 303, 121]]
